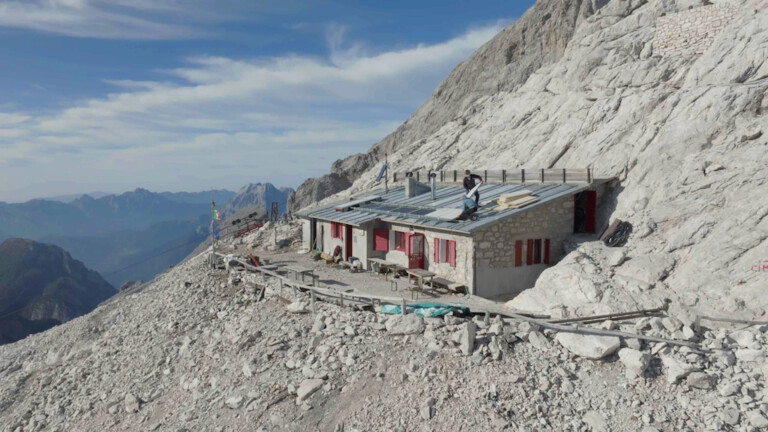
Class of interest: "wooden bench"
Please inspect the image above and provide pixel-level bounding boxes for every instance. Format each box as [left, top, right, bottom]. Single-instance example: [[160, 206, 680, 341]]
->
[[429, 277, 466, 293]]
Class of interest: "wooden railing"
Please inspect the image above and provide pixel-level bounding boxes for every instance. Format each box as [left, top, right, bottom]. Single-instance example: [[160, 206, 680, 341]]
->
[[212, 253, 701, 349], [392, 168, 592, 184]]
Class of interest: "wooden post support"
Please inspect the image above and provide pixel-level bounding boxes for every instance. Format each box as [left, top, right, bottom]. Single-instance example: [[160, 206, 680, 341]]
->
[[541, 168, 545, 182], [310, 290, 317, 314], [279, 279, 283, 295], [502, 169, 506, 183], [401, 298, 407, 315], [292, 285, 297, 299], [484, 311, 490, 325], [563, 168, 567, 183], [521, 169, 525, 183], [340, 293, 344, 307]]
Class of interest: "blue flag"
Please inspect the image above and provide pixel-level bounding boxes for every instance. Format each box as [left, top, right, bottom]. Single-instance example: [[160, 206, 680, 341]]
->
[[213, 222, 220, 240]]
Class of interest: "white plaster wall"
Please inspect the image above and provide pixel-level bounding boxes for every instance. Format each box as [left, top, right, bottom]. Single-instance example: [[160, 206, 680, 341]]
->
[[383, 222, 474, 290], [301, 218, 311, 250], [351, 227, 368, 265], [319, 221, 345, 257]]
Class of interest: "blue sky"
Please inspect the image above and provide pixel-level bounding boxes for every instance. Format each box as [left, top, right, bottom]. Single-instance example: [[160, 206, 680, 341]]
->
[[0, 0, 535, 202]]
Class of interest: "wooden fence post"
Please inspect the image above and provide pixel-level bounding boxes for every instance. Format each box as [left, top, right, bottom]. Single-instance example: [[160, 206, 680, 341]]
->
[[311, 290, 317, 314], [521, 169, 525, 183], [401, 298, 407, 315]]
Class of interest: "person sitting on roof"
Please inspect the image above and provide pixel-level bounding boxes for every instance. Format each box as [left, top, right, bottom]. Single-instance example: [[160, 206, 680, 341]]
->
[[459, 196, 479, 221]]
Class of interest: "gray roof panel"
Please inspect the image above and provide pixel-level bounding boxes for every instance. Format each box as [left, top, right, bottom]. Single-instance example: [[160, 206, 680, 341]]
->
[[301, 182, 594, 233]]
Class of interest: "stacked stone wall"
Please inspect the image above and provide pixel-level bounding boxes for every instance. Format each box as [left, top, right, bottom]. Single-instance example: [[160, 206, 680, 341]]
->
[[473, 196, 574, 268], [652, 4, 738, 57]]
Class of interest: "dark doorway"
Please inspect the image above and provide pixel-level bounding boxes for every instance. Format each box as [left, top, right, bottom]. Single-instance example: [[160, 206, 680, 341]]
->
[[573, 191, 597, 233], [345, 225, 353, 260]]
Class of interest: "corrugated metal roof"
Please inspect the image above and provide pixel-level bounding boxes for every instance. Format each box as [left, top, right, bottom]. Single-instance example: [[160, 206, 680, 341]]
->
[[299, 182, 594, 233]]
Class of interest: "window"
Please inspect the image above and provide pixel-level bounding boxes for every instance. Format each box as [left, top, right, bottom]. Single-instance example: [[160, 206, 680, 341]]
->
[[373, 229, 389, 251], [433, 238, 456, 267], [394, 231, 406, 251], [533, 239, 542, 264], [525, 238, 551, 265], [330, 222, 344, 239]]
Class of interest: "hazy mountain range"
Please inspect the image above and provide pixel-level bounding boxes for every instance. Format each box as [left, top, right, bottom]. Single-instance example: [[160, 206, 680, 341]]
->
[[0, 238, 115, 345], [0, 185, 292, 287]]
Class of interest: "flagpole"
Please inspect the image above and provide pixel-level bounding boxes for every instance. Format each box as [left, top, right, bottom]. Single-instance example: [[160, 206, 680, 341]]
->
[[211, 200, 216, 271], [385, 153, 389, 194]]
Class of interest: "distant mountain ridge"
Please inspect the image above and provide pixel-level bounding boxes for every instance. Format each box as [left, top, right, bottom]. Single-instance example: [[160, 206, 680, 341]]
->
[[0, 238, 116, 345], [223, 183, 294, 217], [0, 185, 289, 288], [0, 188, 234, 240]]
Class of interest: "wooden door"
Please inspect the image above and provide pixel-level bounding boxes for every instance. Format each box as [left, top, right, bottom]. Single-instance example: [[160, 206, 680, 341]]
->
[[345, 224, 353, 260], [408, 233, 425, 269]]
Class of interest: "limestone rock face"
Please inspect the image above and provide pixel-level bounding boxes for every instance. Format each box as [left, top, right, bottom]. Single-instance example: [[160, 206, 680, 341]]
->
[[292, 0, 768, 318]]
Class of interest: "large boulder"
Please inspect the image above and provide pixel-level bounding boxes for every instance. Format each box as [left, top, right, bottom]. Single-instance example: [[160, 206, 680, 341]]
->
[[296, 379, 325, 402], [618, 348, 651, 378], [385, 314, 425, 335], [459, 322, 477, 356], [555, 332, 620, 359], [661, 355, 699, 384]]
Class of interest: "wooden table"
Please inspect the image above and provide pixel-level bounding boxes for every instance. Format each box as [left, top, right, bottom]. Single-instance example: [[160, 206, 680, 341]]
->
[[368, 258, 401, 280], [285, 265, 314, 283], [405, 269, 436, 298]]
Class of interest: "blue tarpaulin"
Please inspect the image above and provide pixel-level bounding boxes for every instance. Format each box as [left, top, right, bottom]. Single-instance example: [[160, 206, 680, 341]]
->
[[380, 303, 469, 317]]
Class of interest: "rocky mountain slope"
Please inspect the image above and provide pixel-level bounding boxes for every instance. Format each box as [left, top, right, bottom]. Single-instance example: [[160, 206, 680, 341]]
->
[[0, 238, 115, 345], [1, 245, 766, 431], [292, 0, 768, 318]]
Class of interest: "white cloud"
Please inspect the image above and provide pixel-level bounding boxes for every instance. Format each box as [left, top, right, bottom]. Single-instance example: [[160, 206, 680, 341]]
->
[[0, 0, 201, 39], [0, 22, 505, 201]]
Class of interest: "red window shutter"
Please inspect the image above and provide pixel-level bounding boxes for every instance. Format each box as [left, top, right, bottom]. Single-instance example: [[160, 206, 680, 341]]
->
[[515, 240, 523, 267], [405, 233, 412, 255], [526, 239, 534, 265], [434, 238, 439, 263], [544, 239, 551, 264], [373, 229, 388, 251], [330, 222, 336, 238], [448, 240, 456, 267]]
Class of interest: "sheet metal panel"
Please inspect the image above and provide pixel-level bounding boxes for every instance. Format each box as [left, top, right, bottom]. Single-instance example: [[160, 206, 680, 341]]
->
[[302, 182, 593, 233]]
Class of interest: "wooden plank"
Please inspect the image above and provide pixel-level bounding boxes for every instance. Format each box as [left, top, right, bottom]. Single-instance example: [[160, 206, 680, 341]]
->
[[498, 196, 539, 209], [498, 190, 532, 203], [599, 219, 622, 241], [465, 182, 482, 198]]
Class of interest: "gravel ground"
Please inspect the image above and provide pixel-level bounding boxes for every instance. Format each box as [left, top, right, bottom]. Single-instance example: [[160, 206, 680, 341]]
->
[[1, 245, 767, 432]]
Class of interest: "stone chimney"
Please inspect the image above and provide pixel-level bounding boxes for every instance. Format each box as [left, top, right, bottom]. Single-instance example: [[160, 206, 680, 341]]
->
[[405, 177, 417, 198]]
